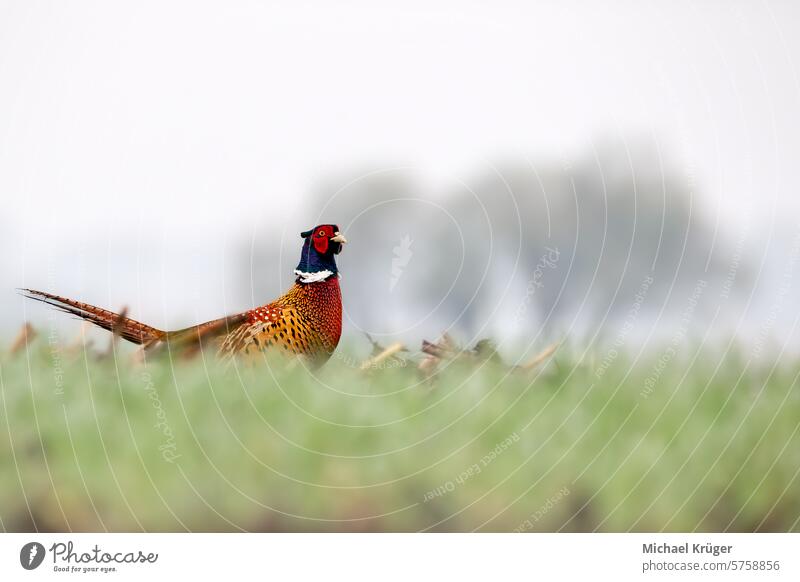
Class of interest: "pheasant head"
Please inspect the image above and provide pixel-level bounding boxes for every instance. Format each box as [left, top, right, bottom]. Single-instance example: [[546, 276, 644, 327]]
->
[[295, 224, 347, 283]]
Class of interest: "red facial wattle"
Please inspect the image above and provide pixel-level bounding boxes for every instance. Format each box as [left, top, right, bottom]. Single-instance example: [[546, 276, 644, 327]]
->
[[312, 226, 334, 254]]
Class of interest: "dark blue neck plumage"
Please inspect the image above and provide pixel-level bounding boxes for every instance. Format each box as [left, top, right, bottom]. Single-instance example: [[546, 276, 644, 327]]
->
[[295, 238, 339, 277]]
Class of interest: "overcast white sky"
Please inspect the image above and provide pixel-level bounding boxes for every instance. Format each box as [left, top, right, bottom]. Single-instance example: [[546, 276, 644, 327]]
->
[[1, 0, 799, 332]]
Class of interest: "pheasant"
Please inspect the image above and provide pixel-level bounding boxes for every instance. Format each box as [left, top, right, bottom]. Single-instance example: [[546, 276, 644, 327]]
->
[[22, 224, 347, 365]]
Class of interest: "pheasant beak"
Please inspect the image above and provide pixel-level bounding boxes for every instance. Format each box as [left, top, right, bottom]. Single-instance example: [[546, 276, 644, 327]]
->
[[330, 232, 347, 244]]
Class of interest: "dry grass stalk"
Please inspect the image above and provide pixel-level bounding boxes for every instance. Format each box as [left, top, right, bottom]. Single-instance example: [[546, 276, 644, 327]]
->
[[517, 342, 559, 371], [418, 332, 465, 377], [419, 332, 558, 377], [10, 323, 36, 355], [360, 342, 406, 370]]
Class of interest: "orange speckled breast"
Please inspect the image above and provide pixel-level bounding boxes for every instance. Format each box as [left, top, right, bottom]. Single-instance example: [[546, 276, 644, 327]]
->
[[218, 276, 342, 364]]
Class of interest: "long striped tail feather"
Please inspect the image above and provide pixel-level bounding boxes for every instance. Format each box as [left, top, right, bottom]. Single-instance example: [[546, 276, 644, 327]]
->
[[21, 288, 249, 355], [20, 289, 165, 346]]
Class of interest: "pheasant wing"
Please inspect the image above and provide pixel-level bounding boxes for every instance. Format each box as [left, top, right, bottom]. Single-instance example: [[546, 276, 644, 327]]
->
[[219, 302, 324, 358]]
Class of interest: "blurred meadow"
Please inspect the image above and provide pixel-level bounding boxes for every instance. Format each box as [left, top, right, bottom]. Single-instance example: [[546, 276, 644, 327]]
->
[[1, 338, 799, 532]]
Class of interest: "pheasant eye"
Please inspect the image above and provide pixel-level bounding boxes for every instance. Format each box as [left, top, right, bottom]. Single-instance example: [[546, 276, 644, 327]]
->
[[318, 230, 325, 237]]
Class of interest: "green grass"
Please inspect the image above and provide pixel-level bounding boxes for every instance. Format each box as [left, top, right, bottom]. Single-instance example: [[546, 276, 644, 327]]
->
[[1, 338, 799, 532]]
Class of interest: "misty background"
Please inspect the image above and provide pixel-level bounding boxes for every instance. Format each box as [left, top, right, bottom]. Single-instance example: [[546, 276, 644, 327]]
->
[[2, 0, 799, 360]]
